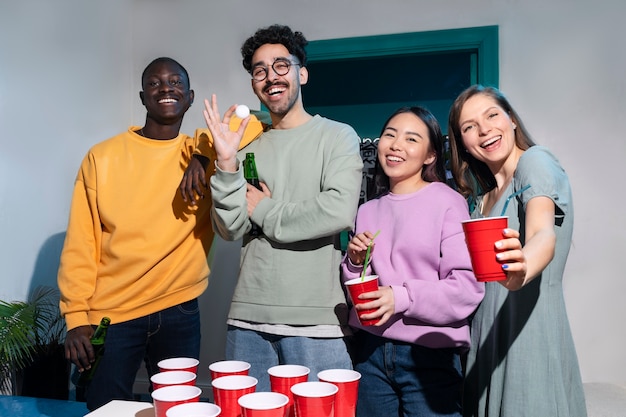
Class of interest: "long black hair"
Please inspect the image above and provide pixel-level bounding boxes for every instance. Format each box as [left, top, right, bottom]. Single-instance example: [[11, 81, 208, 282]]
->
[[370, 106, 446, 198]]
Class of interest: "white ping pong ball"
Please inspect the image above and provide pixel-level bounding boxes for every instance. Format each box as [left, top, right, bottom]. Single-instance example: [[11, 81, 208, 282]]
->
[[235, 104, 250, 119]]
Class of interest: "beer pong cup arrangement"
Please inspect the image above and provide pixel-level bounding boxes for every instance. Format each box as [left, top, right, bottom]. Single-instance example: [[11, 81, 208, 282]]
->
[[151, 370, 197, 390], [238, 392, 289, 417], [344, 275, 380, 326], [268, 364, 310, 417], [461, 216, 508, 282], [209, 360, 251, 380], [317, 369, 361, 417], [166, 402, 221, 417], [151, 385, 202, 417], [290, 381, 338, 417], [158, 357, 200, 374], [211, 374, 258, 417]]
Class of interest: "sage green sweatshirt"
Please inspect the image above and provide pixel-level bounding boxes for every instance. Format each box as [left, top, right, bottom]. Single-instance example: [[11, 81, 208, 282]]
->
[[210, 115, 363, 326]]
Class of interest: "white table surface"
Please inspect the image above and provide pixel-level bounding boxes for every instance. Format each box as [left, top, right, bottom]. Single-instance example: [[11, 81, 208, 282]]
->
[[85, 400, 154, 417]]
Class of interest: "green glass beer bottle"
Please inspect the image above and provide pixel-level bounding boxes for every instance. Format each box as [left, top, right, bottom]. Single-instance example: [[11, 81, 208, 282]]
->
[[77, 317, 111, 386], [243, 153, 262, 236]]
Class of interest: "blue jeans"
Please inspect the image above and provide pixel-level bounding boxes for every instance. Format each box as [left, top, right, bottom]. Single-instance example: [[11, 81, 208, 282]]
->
[[225, 325, 353, 392], [352, 331, 462, 417], [84, 299, 201, 411]]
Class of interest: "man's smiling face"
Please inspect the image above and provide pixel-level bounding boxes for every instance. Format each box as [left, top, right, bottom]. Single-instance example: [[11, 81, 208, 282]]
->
[[140, 60, 194, 126], [250, 43, 306, 118]]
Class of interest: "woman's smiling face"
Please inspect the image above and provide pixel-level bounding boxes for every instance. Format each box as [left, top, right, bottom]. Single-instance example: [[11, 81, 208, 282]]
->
[[378, 112, 435, 193], [458, 93, 517, 167]]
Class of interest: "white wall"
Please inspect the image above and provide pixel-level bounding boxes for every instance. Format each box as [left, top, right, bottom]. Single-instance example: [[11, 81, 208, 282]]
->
[[1, 0, 624, 388]]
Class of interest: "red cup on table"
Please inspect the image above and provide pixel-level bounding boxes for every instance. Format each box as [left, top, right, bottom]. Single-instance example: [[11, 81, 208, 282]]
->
[[211, 374, 258, 417], [158, 357, 200, 374], [238, 392, 289, 417], [166, 402, 221, 417], [290, 381, 338, 417], [209, 360, 251, 380], [268, 364, 310, 417], [461, 216, 508, 282], [317, 369, 361, 417], [151, 370, 197, 390], [344, 275, 380, 325], [151, 385, 202, 417]]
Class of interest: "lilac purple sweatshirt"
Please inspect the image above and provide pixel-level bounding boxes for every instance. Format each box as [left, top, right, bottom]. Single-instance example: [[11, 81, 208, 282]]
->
[[342, 182, 484, 349]]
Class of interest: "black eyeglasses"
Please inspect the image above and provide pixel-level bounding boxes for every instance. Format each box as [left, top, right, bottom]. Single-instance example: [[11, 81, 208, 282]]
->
[[251, 59, 300, 82]]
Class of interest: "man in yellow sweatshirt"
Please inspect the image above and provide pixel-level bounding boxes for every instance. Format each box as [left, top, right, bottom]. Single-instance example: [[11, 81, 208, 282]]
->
[[57, 57, 263, 410]]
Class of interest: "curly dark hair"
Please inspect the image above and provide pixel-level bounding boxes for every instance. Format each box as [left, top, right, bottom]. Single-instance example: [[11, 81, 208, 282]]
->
[[241, 24, 309, 73]]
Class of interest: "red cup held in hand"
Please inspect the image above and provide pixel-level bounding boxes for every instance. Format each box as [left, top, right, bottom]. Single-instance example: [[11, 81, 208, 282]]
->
[[462, 216, 508, 282], [344, 275, 380, 325]]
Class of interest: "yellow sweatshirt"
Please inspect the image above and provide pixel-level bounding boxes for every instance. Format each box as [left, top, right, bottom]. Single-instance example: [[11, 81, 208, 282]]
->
[[59, 118, 264, 330]]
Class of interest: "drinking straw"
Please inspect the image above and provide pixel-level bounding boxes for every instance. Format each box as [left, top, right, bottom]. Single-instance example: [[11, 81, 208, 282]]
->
[[360, 230, 381, 281], [500, 184, 531, 216]]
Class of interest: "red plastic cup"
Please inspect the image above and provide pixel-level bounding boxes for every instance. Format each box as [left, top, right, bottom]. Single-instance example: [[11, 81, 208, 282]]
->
[[209, 360, 251, 380], [151, 385, 202, 417], [211, 375, 258, 417], [290, 381, 338, 417], [166, 402, 221, 417], [317, 369, 361, 417], [344, 275, 380, 325], [158, 357, 200, 374], [151, 370, 197, 390], [461, 216, 508, 282], [238, 392, 289, 417], [268, 364, 310, 417]]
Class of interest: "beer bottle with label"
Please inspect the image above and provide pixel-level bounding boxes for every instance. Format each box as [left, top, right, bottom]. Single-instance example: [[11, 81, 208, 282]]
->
[[76, 317, 111, 387], [243, 153, 262, 236]]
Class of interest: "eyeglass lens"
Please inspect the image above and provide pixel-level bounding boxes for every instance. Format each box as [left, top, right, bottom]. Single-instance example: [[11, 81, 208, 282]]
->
[[252, 59, 296, 81]]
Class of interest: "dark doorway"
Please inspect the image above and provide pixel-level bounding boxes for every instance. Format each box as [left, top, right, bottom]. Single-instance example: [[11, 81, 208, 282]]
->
[[303, 26, 499, 138], [304, 50, 476, 140]]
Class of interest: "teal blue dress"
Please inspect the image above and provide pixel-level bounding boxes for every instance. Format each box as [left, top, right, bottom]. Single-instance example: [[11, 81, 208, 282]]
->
[[463, 146, 587, 417]]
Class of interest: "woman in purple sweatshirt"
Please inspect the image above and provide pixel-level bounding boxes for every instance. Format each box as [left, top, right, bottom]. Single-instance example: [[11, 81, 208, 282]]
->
[[342, 106, 484, 417]]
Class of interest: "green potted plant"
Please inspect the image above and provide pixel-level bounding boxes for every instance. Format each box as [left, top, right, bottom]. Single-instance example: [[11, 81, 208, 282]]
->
[[0, 285, 67, 398]]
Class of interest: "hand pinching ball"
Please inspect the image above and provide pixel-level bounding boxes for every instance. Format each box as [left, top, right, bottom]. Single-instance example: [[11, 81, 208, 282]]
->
[[235, 104, 250, 119]]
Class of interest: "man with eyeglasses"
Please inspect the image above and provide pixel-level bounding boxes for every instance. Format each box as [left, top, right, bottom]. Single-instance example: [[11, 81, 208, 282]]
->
[[185, 24, 363, 391]]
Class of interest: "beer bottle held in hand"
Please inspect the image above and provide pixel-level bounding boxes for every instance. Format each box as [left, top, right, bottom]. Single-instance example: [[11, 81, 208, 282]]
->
[[77, 317, 111, 386], [243, 152, 262, 236]]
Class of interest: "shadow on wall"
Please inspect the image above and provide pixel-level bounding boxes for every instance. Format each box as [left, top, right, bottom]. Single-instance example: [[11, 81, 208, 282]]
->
[[16, 232, 69, 400], [28, 232, 66, 296], [28, 232, 243, 397], [196, 236, 241, 385]]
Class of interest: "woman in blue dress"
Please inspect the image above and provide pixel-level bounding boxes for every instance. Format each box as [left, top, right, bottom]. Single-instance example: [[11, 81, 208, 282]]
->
[[448, 85, 587, 417]]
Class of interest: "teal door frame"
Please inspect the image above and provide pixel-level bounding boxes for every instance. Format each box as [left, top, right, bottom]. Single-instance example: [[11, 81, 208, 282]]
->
[[306, 25, 499, 87]]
